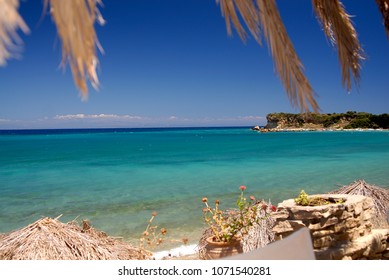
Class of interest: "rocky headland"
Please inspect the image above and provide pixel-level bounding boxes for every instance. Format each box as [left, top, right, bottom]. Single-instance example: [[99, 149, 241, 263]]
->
[[252, 112, 389, 132]]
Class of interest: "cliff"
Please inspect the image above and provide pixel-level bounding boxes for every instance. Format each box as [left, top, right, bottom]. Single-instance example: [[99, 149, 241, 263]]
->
[[259, 112, 389, 131]]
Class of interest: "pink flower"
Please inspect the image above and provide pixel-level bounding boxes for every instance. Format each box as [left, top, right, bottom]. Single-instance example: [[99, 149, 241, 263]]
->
[[261, 204, 268, 210], [270, 205, 277, 212], [249, 195, 255, 201], [239, 185, 246, 191]]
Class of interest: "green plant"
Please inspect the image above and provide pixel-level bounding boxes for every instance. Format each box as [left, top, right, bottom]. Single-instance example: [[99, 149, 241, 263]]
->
[[294, 190, 310, 206], [202, 186, 277, 242], [294, 190, 345, 206]]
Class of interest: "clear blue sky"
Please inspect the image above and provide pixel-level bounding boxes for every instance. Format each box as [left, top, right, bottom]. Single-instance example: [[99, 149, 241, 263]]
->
[[0, 0, 388, 129]]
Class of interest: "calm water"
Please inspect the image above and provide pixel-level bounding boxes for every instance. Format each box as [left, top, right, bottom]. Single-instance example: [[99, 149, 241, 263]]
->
[[1, 127, 388, 249]]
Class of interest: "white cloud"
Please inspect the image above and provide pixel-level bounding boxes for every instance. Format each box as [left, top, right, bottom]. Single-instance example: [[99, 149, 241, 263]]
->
[[54, 114, 143, 121], [0, 118, 25, 129], [0, 114, 266, 129], [237, 116, 266, 121]]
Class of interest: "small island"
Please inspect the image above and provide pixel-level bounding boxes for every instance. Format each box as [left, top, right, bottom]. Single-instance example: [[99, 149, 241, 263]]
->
[[252, 111, 389, 132]]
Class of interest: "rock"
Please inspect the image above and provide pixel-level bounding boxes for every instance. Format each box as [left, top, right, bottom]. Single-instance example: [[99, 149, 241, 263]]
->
[[313, 236, 334, 249], [359, 208, 374, 221], [272, 220, 306, 240], [272, 221, 294, 235], [273, 194, 389, 259], [339, 210, 354, 220], [271, 209, 289, 220], [262, 112, 387, 131], [334, 218, 361, 232], [308, 217, 339, 231], [312, 229, 335, 238]]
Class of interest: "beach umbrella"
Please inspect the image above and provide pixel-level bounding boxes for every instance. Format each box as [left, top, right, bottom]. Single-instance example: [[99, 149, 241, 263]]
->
[[1, 0, 388, 111], [329, 179, 389, 226], [0, 217, 151, 260]]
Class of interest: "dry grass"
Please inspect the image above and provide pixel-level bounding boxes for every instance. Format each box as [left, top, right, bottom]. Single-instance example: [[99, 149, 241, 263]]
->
[[216, 0, 318, 112], [44, 0, 105, 99], [329, 179, 389, 227], [312, 0, 364, 92], [0, 0, 29, 65], [376, 0, 389, 37], [0, 217, 152, 260]]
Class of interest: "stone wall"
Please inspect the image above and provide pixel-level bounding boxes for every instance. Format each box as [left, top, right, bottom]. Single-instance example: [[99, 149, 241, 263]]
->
[[272, 194, 389, 260]]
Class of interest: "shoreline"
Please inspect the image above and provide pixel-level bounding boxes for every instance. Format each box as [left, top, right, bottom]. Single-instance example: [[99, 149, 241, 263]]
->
[[252, 127, 389, 133], [152, 244, 198, 260]]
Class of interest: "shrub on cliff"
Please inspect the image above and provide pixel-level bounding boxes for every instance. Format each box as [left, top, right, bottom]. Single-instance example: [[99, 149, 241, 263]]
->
[[265, 112, 389, 129]]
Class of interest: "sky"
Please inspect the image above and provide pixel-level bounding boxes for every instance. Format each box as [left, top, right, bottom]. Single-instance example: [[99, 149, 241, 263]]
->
[[0, 0, 388, 129]]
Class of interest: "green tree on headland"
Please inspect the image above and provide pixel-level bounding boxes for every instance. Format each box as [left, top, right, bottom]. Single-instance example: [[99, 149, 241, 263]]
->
[[266, 112, 389, 129]]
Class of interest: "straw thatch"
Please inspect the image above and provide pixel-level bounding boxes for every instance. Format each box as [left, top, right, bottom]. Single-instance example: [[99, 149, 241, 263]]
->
[[44, 0, 105, 99], [0, 0, 30, 66], [1, 1, 387, 110], [312, 0, 364, 92], [329, 179, 389, 227], [216, 0, 318, 113], [0, 217, 152, 260], [376, 0, 389, 37]]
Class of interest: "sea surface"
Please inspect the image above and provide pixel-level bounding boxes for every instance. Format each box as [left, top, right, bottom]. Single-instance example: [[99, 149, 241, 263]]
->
[[1, 127, 388, 253]]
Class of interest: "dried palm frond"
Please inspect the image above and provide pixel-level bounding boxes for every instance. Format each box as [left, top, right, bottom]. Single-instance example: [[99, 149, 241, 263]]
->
[[329, 179, 389, 227], [0, 217, 152, 260], [45, 0, 105, 99], [216, 0, 319, 112], [256, 0, 319, 112], [217, 0, 261, 43], [376, 0, 389, 37], [312, 0, 364, 92], [0, 0, 29, 66]]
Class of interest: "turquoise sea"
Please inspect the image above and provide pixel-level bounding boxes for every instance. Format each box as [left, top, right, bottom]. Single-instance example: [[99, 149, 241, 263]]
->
[[1, 127, 389, 251]]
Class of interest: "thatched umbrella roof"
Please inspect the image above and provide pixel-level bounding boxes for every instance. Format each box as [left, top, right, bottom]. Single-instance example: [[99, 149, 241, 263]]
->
[[329, 179, 389, 226], [0, 217, 152, 260]]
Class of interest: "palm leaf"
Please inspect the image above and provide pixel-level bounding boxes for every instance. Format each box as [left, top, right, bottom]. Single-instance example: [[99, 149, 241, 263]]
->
[[0, 0, 29, 66], [376, 0, 389, 37], [216, 0, 318, 112], [312, 0, 364, 92], [217, 0, 261, 43], [45, 0, 105, 99]]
